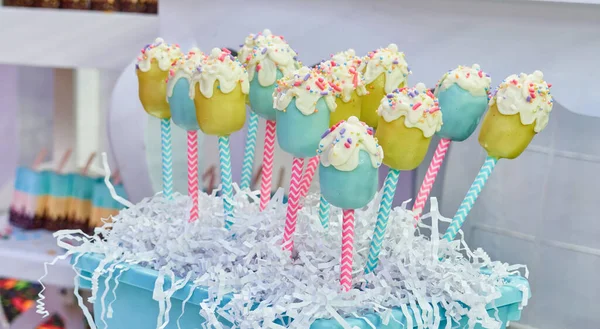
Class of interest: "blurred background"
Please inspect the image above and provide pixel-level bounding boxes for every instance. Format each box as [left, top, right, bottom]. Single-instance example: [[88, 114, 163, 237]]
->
[[0, 0, 598, 328]]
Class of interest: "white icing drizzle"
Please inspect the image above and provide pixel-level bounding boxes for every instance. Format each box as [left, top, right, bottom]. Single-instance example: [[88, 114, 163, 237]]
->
[[273, 66, 337, 115], [316, 49, 367, 103], [489, 70, 553, 133], [190, 48, 250, 99], [239, 29, 298, 87], [136, 38, 183, 72], [166, 48, 205, 98], [435, 64, 492, 97], [377, 83, 443, 138], [318, 116, 383, 172], [359, 44, 411, 93]]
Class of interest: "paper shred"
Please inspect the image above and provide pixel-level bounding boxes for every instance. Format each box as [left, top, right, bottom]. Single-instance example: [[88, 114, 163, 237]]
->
[[38, 158, 527, 329]]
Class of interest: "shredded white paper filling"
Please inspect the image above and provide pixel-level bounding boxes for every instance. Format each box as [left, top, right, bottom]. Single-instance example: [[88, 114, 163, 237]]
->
[[38, 184, 528, 329]]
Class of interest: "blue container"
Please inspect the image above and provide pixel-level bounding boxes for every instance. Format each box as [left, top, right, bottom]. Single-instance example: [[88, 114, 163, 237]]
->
[[74, 253, 530, 329]]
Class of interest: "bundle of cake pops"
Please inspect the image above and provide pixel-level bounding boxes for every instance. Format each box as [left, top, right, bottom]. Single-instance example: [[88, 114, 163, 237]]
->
[[39, 31, 554, 329]]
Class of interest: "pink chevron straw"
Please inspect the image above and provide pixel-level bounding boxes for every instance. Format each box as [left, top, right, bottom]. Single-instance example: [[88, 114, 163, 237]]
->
[[299, 156, 319, 200], [188, 131, 199, 222], [260, 120, 276, 211], [412, 138, 451, 221], [282, 157, 304, 252], [340, 209, 355, 291]]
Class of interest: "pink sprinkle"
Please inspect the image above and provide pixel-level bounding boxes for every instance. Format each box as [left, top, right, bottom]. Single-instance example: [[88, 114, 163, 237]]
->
[[306, 86, 311, 90], [344, 142, 351, 148], [293, 81, 302, 87], [256, 64, 262, 72], [478, 71, 483, 78], [547, 83, 552, 88], [466, 72, 470, 78], [412, 102, 422, 110]]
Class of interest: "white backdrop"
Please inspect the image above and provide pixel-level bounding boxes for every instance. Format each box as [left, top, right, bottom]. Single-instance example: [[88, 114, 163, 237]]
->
[[107, 0, 600, 328]]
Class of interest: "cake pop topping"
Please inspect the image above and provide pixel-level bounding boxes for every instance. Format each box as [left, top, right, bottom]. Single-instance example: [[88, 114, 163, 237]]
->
[[239, 29, 298, 87], [166, 48, 206, 98], [435, 64, 492, 97], [136, 38, 183, 72], [316, 49, 367, 102], [359, 43, 411, 93], [190, 48, 249, 99], [318, 116, 383, 171], [489, 70, 553, 133], [273, 67, 337, 115], [377, 83, 443, 138]]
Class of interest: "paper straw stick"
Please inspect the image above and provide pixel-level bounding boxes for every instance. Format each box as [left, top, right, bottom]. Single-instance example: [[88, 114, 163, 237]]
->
[[218, 136, 234, 229], [32, 148, 48, 169], [318, 196, 330, 229], [161, 118, 174, 200], [340, 209, 356, 291], [365, 168, 400, 274], [188, 130, 199, 222], [81, 152, 97, 175], [259, 120, 276, 211], [443, 156, 498, 241], [56, 148, 72, 173], [282, 157, 304, 252], [299, 156, 319, 199], [412, 138, 451, 220], [240, 111, 259, 190]]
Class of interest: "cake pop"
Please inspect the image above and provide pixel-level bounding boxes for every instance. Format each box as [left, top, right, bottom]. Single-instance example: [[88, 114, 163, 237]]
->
[[412, 65, 491, 220], [239, 29, 299, 210], [136, 38, 183, 200], [191, 48, 249, 228], [359, 44, 411, 129], [167, 48, 205, 222], [318, 116, 383, 291], [274, 66, 336, 252], [365, 83, 443, 273]]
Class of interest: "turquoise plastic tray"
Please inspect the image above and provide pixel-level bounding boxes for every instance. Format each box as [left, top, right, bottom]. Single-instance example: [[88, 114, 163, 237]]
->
[[73, 253, 529, 329]]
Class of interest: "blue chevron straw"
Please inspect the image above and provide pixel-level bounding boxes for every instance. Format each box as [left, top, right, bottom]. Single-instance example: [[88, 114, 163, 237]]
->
[[443, 156, 498, 241], [240, 112, 259, 190], [365, 168, 400, 274], [318, 195, 330, 229], [161, 118, 174, 200], [218, 136, 234, 229]]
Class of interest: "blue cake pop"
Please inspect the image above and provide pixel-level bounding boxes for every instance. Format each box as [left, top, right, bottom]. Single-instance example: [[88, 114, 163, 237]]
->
[[239, 29, 299, 121], [167, 48, 205, 131], [434, 64, 492, 141], [274, 67, 337, 158], [318, 116, 383, 209]]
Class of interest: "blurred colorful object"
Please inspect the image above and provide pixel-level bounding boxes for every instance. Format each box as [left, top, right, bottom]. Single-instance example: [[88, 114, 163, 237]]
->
[[9, 149, 50, 230], [89, 178, 127, 232], [0, 278, 68, 329]]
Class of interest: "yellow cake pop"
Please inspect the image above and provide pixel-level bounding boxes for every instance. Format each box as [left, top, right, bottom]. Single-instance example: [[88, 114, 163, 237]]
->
[[359, 44, 411, 129], [191, 48, 250, 136], [479, 71, 553, 159], [375, 83, 443, 170], [316, 49, 367, 127], [136, 38, 183, 119]]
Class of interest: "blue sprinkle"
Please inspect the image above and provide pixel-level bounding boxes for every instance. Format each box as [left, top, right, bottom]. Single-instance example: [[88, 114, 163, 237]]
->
[[262, 48, 268, 54], [321, 131, 330, 138], [320, 91, 328, 95], [304, 73, 311, 81], [386, 94, 394, 98], [340, 128, 346, 135], [347, 138, 352, 143]]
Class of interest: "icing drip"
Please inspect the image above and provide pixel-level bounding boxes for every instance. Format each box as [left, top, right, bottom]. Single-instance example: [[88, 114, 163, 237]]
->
[[318, 116, 383, 171], [489, 70, 553, 133], [273, 66, 337, 115], [377, 83, 443, 138], [190, 48, 250, 99], [136, 38, 183, 72], [316, 49, 367, 103], [239, 29, 299, 87], [435, 64, 492, 97], [359, 44, 411, 93], [166, 48, 205, 98]]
